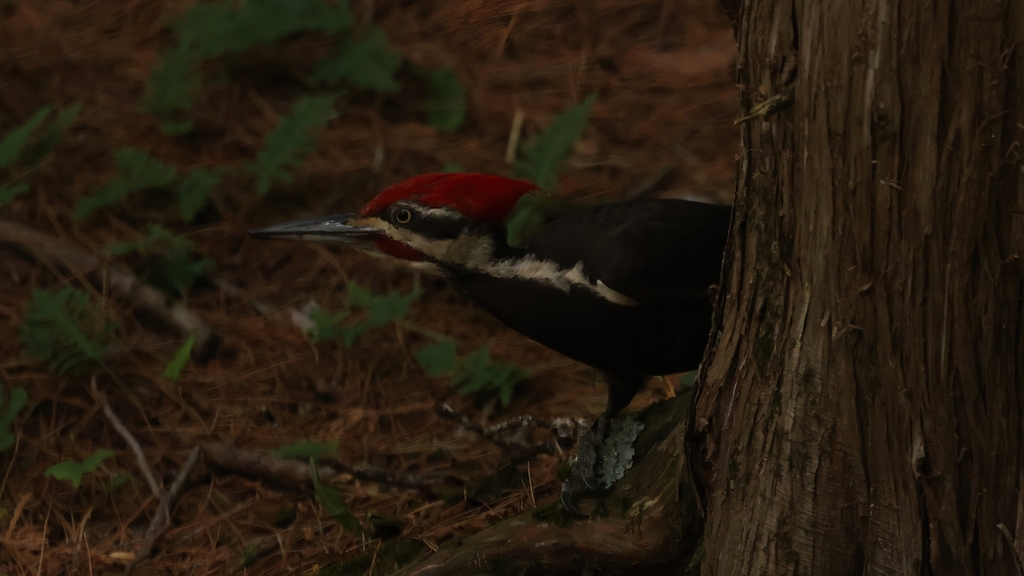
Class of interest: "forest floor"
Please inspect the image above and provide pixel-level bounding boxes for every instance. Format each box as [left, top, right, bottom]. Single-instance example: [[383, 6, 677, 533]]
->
[[0, 0, 737, 574]]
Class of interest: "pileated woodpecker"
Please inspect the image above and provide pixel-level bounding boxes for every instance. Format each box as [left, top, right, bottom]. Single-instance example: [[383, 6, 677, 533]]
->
[[250, 173, 730, 506]]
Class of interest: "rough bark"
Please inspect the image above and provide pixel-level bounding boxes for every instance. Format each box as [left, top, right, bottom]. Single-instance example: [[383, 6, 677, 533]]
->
[[692, 0, 1024, 574]]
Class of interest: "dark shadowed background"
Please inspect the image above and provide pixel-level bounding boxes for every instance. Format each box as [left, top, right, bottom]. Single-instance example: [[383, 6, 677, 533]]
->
[[0, 1, 737, 573]]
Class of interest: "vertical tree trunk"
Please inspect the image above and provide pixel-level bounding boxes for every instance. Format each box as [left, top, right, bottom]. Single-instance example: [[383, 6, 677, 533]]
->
[[692, 0, 1024, 574]]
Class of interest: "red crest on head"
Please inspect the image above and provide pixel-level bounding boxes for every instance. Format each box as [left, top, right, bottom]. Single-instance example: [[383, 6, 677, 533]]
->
[[361, 173, 537, 225]]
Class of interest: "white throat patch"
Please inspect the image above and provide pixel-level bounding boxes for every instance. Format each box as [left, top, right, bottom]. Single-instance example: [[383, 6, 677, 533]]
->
[[345, 216, 638, 307]]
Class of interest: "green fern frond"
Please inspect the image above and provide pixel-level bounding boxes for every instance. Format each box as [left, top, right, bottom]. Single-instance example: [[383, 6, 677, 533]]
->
[[75, 147, 179, 218], [0, 182, 30, 209], [425, 67, 465, 132], [311, 27, 401, 91], [176, 0, 353, 58], [19, 288, 115, 376], [22, 103, 82, 164], [145, 0, 353, 117], [514, 93, 597, 191], [176, 167, 222, 223], [415, 343, 528, 407], [107, 225, 213, 297], [143, 46, 203, 116], [0, 106, 53, 170], [250, 95, 337, 197], [0, 384, 28, 452]]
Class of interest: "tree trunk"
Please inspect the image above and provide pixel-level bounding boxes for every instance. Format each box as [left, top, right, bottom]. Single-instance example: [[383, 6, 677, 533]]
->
[[692, 0, 1024, 574]]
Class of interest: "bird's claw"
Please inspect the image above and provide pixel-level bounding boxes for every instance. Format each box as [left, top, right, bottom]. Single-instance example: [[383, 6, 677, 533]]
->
[[559, 479, 586, 517], [559, 413, 612, 515]]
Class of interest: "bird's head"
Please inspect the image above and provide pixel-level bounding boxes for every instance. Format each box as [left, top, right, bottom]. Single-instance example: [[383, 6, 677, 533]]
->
[[249, 173, 538, 271]]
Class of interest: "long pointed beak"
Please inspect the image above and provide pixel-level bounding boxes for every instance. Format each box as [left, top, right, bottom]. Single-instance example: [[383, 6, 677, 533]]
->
[[248, 214, 381, 244]]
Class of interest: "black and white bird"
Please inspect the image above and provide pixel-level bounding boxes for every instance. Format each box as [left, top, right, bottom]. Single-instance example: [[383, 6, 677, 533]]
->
[[250, 173, 730, 506]]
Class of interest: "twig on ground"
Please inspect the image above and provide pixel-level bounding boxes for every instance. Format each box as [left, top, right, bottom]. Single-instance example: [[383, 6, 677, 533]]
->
[[202, 443, 338, 491], [129, 447, 201, 572], [434, 403, 578, 459], [215, 279, 273, 317], [225, 520, 321, 576], [91, 376, 160, 498], [0, 218, 217, 361], [201, 443, 449, 492], [331, 460, 450, 490], [91, 377, 201, 574]]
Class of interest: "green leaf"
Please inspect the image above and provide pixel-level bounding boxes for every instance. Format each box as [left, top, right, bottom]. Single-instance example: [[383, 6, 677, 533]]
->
[[147, 251, 213, 298], [101, 471, 133, 494], [514, 93, 597, 190], [160, 119, 196, 136], [22, 103, 82, 164], [176, 0, 353, 58], [106, 225, 212, 297], [273, 440, 338, 460], [143, 45, 202, 116], [0, 385, 28, 452], [162, 333, 195, 381], [426, 68, 465, 132], [44, 449, 114, 488], [307, 284, 420, 347], [173, 2, 237, 57], [20, 288, 114, 376], [311, 27, 401, 91], [250, 96, 336, 197], [504, 194, 546, 247], [106, 224, 176, 256], [177, 168, 221, 222], [447, 346, 529, 408], [346, 282, 420, 327], [414, 341, 458, 377], [308, 307, 349, 343], [146, 0, 354, 118], [309, 457, 362, 534], [0, 182, 30, 208], [341, 282, 420, 348], [441, 162, 463, 173], [0, 106, 53, 170], [75, 148, 179, 218], [504, 192, 574, 247]]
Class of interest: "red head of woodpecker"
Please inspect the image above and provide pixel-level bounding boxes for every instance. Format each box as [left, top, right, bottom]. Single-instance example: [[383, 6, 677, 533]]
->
[[250, 172, 730, 418], [249, 173, 537, 274]]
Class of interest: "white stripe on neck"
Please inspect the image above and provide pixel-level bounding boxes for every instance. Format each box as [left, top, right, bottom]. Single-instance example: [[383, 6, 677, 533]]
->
[[480, 256, 639, 306]]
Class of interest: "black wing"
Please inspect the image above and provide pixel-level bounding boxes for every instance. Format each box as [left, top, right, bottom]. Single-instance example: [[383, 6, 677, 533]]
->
[[522, 198, 731, 303]]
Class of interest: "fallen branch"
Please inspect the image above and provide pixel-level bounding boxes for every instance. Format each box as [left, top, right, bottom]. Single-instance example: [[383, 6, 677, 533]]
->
[[0, 218, 217, 361], [201, 443, 451, 492], [91, 377, 202, 574], [397, 394, 703, 575], [215, 278, 273, 317], [130, 447, 201, 572], [94, 383, 161, 497], [434, 402, 578, 460], [202, 443, 339, 491]]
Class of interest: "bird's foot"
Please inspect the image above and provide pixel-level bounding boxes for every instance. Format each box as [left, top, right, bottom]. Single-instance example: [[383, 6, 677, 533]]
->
[[559, 413, 611, 516]]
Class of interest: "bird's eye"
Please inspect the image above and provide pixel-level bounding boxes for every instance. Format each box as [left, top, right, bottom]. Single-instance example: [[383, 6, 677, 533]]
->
[[394, 209, 413, 224]]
